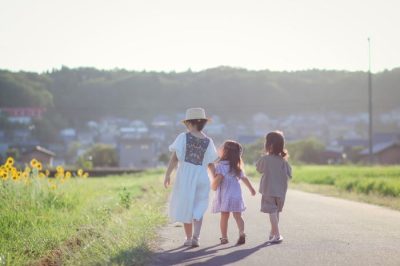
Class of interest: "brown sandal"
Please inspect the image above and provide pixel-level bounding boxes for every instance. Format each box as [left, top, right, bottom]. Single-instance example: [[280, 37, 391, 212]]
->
[[236, 234, 246, 245], [220, 237, 229, 244]]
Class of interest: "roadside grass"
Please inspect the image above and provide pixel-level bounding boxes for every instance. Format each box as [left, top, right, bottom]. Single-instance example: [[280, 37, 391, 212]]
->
[[245, 164, 400, 211], [0, 169, 168, 266], [289, 182, 400, 211]]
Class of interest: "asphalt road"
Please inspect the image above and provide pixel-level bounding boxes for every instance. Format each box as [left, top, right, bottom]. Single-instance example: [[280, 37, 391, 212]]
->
[[152, 188, 400, 266]]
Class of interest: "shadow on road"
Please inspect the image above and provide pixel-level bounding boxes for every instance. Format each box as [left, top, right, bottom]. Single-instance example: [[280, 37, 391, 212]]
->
[[152, 242, 275, 266]]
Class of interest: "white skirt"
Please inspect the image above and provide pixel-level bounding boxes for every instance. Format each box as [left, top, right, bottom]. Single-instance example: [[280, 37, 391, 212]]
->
[[169, 162, 210, 223]]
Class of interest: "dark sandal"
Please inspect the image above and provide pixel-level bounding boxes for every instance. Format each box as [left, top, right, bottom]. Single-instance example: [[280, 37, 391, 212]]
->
[[220, 237, 229, 244], [236, 234, 246, 245]]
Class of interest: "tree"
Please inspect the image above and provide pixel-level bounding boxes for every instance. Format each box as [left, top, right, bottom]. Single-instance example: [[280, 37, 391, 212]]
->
[[81, 144, 118, 168], [286, 138, 325, 164], [242, 138, 264, 164]]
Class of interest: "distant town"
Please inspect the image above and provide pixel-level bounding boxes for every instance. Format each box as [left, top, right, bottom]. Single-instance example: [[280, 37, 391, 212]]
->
[[1, 107, 399, 168]]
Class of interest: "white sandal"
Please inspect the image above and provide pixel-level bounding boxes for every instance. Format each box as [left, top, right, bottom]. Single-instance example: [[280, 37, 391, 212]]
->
[[269, 235, 284, 243], [192, 237, 200, 247], [183, 238, 192, 246]]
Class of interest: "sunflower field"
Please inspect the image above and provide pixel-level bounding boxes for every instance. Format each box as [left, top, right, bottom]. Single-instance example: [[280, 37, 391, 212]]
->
[[0, 157, 167, 265]]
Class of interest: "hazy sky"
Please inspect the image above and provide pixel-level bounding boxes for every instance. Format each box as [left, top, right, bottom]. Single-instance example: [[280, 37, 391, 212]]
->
[[1, 0, 399, 73]]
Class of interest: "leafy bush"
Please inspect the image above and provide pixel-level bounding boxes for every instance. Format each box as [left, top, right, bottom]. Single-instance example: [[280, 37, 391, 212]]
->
[[81, 144, 118, 168], [286, 138, 325, 164]]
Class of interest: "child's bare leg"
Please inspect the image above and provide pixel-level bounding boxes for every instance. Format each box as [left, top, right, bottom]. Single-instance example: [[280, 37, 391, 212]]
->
[[269, 212, 280, 236], [193, 218, 203, 239], [233, 212, 245, 236], [220, 212, 230, 239], [183, 223, 193, 240]]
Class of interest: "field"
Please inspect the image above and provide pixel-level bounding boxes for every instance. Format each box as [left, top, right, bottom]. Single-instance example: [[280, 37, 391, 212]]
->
[[246, 165, 400, 210], [0, 168, 168, 266]]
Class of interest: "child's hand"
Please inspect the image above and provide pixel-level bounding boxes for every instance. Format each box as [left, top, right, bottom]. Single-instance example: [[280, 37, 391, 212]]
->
[[164, 175, 171, 188], [250, 187, 256, 196]]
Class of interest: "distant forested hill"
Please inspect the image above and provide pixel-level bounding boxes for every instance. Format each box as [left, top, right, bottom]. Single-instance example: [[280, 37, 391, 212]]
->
[[1, 66, 399, 123]]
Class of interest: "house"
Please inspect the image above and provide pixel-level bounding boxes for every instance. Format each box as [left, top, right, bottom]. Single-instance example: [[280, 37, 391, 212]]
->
[[359, 141, 400, 165], [0, 107, 46, 124], [117, 137, 157, 169], [337, 138, 368, 149], [373, 132, 400, 144], [20, 146, 56, 167], [60, 128, 77, 143]]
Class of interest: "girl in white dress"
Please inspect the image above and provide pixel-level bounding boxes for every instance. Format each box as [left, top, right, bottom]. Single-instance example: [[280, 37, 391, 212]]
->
[[164, 108, 218, 247]]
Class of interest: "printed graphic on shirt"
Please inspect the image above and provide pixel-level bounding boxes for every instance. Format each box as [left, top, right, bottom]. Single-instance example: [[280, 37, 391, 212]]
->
[[184, 133, 210, 165]]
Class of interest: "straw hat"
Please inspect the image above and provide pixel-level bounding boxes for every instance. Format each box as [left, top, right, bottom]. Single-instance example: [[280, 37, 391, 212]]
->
[[182, 107, 211, 122]]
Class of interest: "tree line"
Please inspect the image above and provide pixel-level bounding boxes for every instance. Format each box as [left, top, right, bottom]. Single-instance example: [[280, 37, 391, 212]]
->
[[1, 66, 399, 127]]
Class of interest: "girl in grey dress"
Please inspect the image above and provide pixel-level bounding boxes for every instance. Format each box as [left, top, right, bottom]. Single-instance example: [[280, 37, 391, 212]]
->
[[256, 131, 292, 244]]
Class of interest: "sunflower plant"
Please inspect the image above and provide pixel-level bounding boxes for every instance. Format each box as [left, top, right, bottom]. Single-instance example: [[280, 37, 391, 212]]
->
[[1, 157, 89, 190]]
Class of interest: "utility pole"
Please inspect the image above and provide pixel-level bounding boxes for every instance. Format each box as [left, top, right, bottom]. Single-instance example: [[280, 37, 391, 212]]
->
[[368, 38, 373, 164]]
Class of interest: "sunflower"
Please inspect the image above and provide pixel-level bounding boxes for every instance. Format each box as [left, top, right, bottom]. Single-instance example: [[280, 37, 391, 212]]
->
[[30, 159, 38, 168], [36, 162, 43, 171], [6, 157, 14, 166], [83, 172, 89, 178], [65, 171, 71, 179], [1, 172, 7, 180], [77, 169, 83, 177]]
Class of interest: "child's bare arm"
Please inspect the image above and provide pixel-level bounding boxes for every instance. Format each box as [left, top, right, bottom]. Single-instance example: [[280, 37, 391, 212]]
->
[[208, 163, 222, 191], [164, 152, 178, 188], [211, 174, 223, 191], [208, 163, 216, 177], [241, 176, 256, 196]]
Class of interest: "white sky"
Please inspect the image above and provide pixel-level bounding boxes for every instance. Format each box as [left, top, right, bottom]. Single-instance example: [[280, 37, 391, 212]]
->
[[1, 0, 399, 73]]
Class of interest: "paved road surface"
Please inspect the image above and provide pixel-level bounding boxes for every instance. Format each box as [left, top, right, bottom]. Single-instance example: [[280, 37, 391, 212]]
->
[[152, 188, 400, 266]]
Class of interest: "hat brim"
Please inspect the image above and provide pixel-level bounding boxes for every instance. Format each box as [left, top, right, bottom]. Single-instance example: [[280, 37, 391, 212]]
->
[[181, 118, 212, 124]]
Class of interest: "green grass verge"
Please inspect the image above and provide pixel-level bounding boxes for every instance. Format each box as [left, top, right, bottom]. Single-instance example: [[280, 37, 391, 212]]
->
[[0, 169, 168, 266], [291, 165, 400, 197], [245, 164, 400, 210]]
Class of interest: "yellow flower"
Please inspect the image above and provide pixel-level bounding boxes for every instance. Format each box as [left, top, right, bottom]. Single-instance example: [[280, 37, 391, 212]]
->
[[83, 172, 89, 178], [50, 184, 57, 190], [65, 171, 71, 179], [30, 159, 38, 168], [1, 172, 8, 180], [11, 168, 18, 179], [39, 172, 46, 178], [6, 157, 14, 166], [36, 162, 43, 171], [56, 165, 64, 172], [77, 169, 83, 177]]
